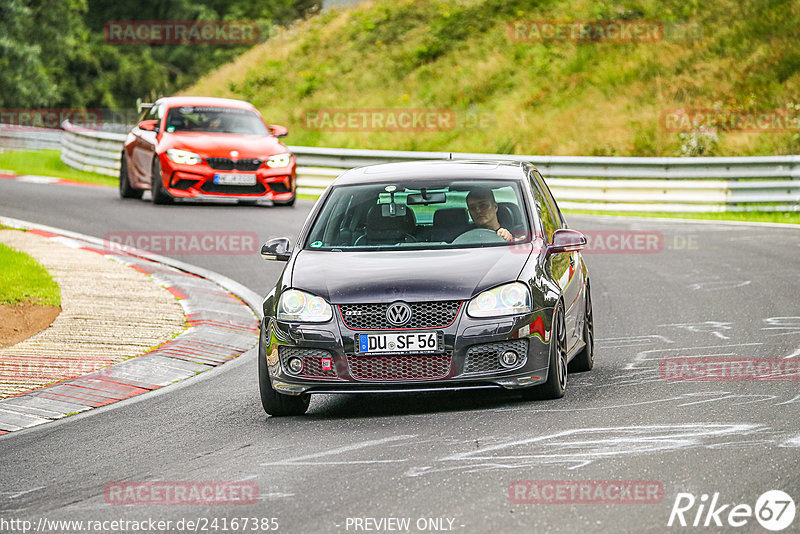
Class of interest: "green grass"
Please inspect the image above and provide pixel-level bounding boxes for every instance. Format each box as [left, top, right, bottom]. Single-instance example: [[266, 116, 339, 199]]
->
[[0, 243, 61, 306], [185, 0, 800, 157], [0, 150, 115, 186], [563, 209, 800, 225]]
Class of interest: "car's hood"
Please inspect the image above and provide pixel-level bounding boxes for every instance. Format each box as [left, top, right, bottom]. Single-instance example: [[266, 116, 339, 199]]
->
[[162, 132, 286, 158], [291, 247, 532, 303]]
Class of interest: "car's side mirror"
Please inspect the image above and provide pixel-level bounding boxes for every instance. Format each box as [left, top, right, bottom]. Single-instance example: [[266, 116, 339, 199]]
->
[[261, 237, 292, 261], [269, 125, 288, 137], [547, 229, 587, 254], [138, 119, 159, 132]]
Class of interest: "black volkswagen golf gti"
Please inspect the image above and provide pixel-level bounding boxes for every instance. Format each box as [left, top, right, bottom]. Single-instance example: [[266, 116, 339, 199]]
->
[[258, 160, 594, 416]]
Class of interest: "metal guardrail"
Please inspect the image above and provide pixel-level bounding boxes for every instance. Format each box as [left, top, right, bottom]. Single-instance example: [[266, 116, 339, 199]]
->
[[0, 127, 63, 151], [49, 121, 800, 212]]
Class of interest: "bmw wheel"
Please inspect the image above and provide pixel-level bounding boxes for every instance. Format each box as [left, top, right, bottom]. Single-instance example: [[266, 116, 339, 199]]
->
[[119, 153, 143, 199], [150, 158, 173, 205]]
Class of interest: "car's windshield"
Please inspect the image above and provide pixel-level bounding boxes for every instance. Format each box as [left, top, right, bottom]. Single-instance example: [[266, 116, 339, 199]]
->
[[305, 179, 530, 251], [164, 106, 269, 135]]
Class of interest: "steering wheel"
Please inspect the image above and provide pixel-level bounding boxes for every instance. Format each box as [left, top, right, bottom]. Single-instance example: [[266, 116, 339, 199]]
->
[[451, 228, 506, 245]]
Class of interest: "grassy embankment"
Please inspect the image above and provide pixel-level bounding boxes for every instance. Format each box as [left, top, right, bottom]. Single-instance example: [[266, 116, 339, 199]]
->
[[0, 150, 115, 187], [183, 0, 799, 222], [0, 241, 61, 306], [186, 0, 800, 157]]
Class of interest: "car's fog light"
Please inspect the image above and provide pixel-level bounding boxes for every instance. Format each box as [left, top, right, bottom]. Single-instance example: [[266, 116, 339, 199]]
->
[[500, 350, 519, 368], [287, 357, 303, 375]]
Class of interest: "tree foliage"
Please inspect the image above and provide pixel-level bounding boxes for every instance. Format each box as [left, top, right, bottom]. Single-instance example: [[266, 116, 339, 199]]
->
[[1, 0, 320, 110]]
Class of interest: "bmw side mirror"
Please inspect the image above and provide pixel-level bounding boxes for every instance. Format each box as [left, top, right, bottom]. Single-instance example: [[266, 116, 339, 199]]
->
[[269, 125, 288, 137], [261, 237, 292, 261], [547, 229, 587, 254], [138, 120, 158, 132]]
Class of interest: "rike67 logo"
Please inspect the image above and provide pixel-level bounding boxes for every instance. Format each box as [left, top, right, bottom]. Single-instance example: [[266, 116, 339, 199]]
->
[[668, 490, 795, 531]]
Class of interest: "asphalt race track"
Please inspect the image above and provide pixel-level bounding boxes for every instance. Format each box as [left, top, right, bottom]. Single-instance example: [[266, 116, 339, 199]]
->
[[1, 179, 799, 533]]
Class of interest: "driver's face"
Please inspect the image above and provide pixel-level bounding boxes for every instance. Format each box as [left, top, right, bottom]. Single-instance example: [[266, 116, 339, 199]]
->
[[467, 197, 499, 228]]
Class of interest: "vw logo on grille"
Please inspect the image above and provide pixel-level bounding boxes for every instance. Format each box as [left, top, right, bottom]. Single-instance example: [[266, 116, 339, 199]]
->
[[386, 302, 412, 327]]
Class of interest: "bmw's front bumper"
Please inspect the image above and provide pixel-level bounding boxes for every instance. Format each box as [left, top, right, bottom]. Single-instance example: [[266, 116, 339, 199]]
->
[[263, 304, 555, 396]]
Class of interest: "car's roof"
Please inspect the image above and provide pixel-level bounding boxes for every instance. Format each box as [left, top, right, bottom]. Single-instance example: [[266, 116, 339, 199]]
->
[[154, 96, 257, 111], [333, 160, 531, 186]]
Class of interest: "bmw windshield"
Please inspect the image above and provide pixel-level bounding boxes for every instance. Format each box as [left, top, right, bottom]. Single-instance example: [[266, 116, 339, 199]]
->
[[164, 106, 269, 135], [305, 180, 531, 251]]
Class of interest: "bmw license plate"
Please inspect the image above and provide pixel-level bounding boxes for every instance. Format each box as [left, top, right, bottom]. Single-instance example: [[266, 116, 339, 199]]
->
[[358, 332, 440, 354], [213, 173, 257, 186]]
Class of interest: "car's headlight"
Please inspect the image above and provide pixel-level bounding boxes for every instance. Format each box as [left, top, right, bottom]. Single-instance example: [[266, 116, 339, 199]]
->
[[266, 153, 292, 168], [166, 149, 202, 165], [277, 289, 332, 322], [467, 282, 532, 318]]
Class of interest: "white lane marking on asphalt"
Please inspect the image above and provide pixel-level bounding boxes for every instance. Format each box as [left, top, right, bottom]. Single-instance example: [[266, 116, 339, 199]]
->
[[624, 343, 763, 370], [779, 435, 800, 447], [677, 393, 778, 407], [786, 345, 800, 358], [595, 335, 674, 349], [260, 493, 295, 500], [775, 395, 800, 406], [659, 321, 733, 340], [260, 435, 416, 467], [0, 486, 46, 499], [687, 280, 751, 291], [762, 317, 800, 338], [403, 424, 763, 477], [488, 392, 767, 413]]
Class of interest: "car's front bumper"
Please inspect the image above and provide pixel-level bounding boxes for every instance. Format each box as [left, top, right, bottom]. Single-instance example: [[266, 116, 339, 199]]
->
[[263, 304, 555, 396], [158, 158, 296, 202]]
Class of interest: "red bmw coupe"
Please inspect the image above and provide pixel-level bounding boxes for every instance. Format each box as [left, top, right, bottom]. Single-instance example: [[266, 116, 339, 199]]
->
[[119, 96, 297, 206]]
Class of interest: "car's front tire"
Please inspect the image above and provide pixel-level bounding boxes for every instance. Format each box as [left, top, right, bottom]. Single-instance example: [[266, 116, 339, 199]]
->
[[522, 302, 567, 401], [258, 325, 310, 416], [119, 153, 143, 199], [569, 283, 594, 373], [150, 158, 173, 205]]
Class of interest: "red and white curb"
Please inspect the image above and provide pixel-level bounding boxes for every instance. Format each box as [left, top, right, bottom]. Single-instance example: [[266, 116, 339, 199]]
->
[[0, 171, 108, 188], [0, 217, 262, 434]]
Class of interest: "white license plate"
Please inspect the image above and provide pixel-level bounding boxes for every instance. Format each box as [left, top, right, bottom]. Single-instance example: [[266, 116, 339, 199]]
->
[[358, 332, 440, 354], [213, 173, 257, 185]]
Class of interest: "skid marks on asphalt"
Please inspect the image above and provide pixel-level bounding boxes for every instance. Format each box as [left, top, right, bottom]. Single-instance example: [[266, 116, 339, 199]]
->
[[402, 423, 765, 476], [490, 391, 787, 413], [260, 435, 416, 467], [623, 342, 763, 371], [0, 485, 45, 513]]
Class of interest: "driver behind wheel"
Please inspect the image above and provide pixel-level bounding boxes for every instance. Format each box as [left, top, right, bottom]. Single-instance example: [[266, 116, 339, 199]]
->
[[465, 187, 513, 241]]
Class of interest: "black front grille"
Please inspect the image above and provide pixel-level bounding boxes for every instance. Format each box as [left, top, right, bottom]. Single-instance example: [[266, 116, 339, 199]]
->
[[200, 182, 266, 195], [279, 346, 337, 379], [171, 179, 199, 190], [339, 301, 462, 330], [206, 157, 262, 171], [347, 352, 453, 381], [267, 180, 290, 193], [464, 339, 528, 374]]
